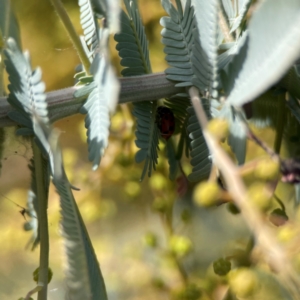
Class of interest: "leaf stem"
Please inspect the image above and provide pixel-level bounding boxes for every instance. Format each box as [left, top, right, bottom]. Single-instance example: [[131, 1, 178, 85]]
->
[[161, 210, 189, 285], [273, 93, 286, 153], [0, 0, 11, 96], [49, 0, 91, 74], [32, 140, 50, 300]]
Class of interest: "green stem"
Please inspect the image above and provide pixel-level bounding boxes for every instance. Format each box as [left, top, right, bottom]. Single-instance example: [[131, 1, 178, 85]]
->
[[0, 42, 4, 97], [162, 204, 189, 285], [274, 94, 286, 154], [274, 194, 286, 212], [32, 140, 49, 300], [0, 0, 11, 96], [49, 0, 91, 74]]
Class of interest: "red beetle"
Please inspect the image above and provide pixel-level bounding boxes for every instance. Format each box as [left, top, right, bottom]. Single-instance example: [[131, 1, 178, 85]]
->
[[156, 106, 175, 140]]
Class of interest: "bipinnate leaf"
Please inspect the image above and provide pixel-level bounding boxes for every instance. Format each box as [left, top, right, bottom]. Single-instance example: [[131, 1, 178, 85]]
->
[[79, 0, 99, 55], [192, 0, 219, 97], [31, 115, 108, 300], [0, 0, 21, 48], [92, 0, 120, 33], [221, 0, 252, 33], [187, 99, 212, 182], [218, 105, 247, 165], [226, 0, 300, 107], [115, 1, 159, 180], [80, 29, 120, 170], [229, 0, 251, 33], [4, 38, 49, 128], [164, 96, 191, 160], [160, 0, 195, 87], [218, 31, 248, 72]]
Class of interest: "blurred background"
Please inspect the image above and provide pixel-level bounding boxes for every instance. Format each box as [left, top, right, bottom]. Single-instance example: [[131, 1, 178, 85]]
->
[[0, 1, 296, 299]]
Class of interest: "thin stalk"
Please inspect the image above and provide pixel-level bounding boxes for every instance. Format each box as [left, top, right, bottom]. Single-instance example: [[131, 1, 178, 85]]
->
[[247, 129, 278, 159], [273, 94, 286, 154], [49, 0, 91, 73], [0, 0, 11, 96], [162, 212, 189, 285], [274, 194, 286, 212], [218, 9, 234, 43], [32, 140, 49, 300]]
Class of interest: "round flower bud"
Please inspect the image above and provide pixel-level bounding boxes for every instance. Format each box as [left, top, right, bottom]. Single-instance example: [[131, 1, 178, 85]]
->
[[124, 181, 141, 198], [143, 232, 158, 248], [277, 225, 298, 243], [213, 258, 231, 276], [149, 173, 168, 191], [228, 268, 258, 297], [169, 235, 193, 258], [175, 283, 202, 300], [254, 158, 279, 181], [247, 182, 272, 211], [207, 118, 229, 141], [193, 182, 221, 207], [152, 197, 169, 213]]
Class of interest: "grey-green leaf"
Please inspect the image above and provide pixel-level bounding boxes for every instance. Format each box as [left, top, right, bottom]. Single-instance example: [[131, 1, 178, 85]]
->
[[187, 100, 212, 182], [161, 0, 195, 87], [192, 0, 219, 96], [79, 0, 99, 55], [226, 0, 300, 107], [115, 2, 159, 180], [32, 114, 108, 300], [80, 49, 120, 170]]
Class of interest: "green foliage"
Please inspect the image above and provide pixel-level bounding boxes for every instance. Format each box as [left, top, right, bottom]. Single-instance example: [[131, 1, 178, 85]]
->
[[79, 0, 99, 57], [221, 0, 252, 34], [4, 39, 49, 129], [192, 0, 219, 97], [187, 101, 212, 181], [32, 101, 108, 299], [218, 104, 247, 164], [164, 96, 191, 160], [160, 0, 194, 87], [161, 0, 213, 181], [115, 1, 160, 181], [3, 0, 300, 299], [4, 13, 108, 300], [80, 50, 120, 170], [225, 0, 300, 106], [0, 0, 21, 47]]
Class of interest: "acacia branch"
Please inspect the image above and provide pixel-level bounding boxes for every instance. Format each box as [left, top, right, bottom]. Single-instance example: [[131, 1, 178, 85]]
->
[[0, 72, 183, 128], [189, 86, 300, 299]]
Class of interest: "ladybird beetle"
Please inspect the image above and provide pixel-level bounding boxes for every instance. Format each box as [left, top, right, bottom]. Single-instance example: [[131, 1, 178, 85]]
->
[[156, 106, 175, 140]]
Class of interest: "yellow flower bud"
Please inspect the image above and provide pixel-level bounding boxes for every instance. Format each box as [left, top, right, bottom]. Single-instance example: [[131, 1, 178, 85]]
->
[[193, 181, 221, 207], [207, 118, 229, 141], [228, 268, 258, 297], [247, 182, 272, 211], [169, 235, 193, 257], [124, 181, 141, 198], [254, 158, 279, 181]]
